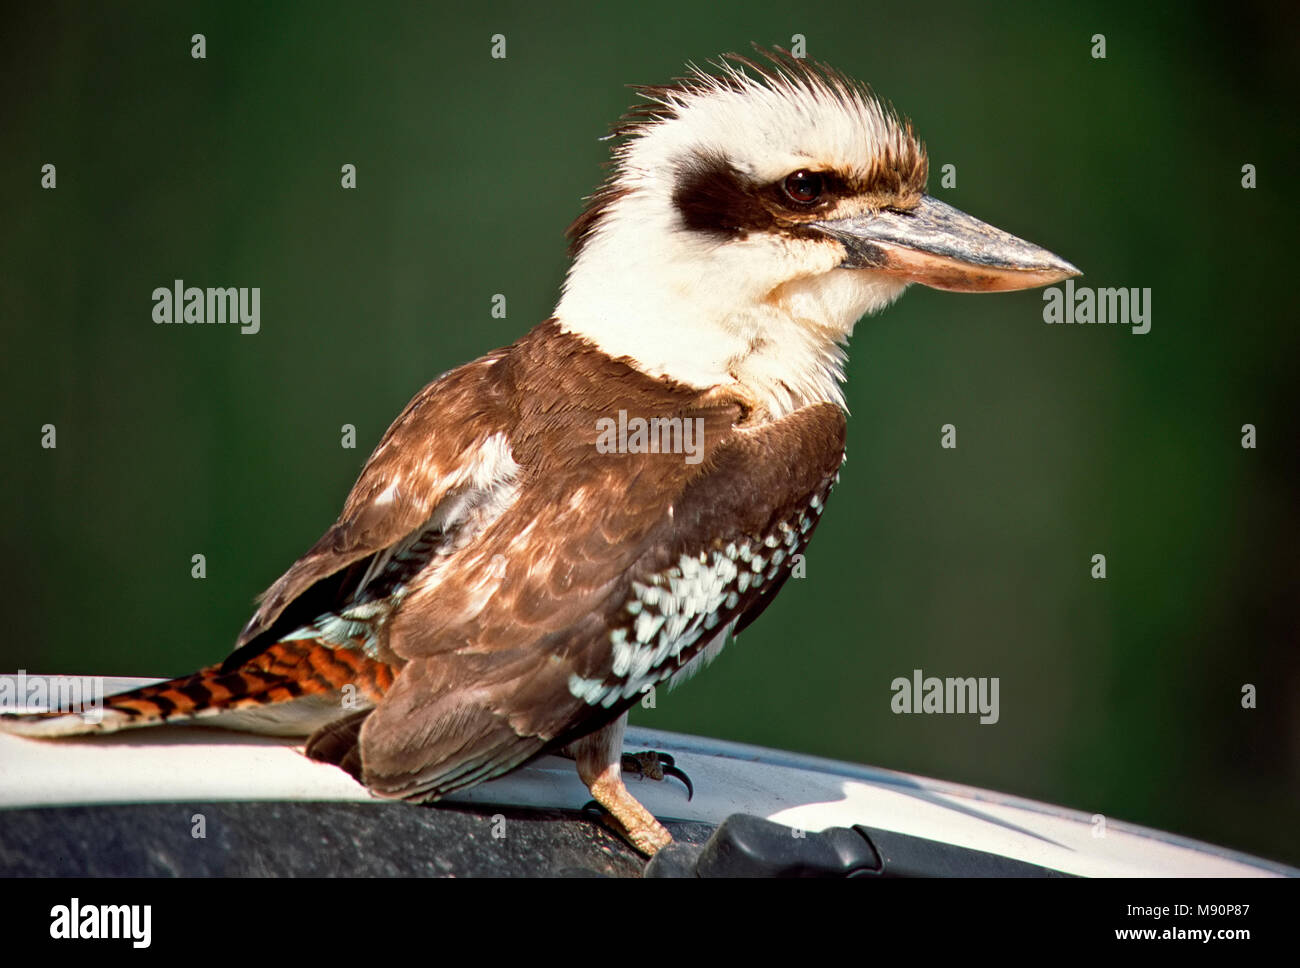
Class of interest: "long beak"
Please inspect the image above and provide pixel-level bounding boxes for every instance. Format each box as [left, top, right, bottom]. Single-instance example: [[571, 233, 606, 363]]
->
[[813, 195, 1080, 292]]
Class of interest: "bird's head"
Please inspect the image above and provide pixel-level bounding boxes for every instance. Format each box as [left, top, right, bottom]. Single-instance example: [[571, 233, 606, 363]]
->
[[555, 50, 1080, 416]]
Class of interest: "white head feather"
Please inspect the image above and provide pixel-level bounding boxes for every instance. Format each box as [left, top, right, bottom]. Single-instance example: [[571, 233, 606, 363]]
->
[[554, 51, 929, 417]]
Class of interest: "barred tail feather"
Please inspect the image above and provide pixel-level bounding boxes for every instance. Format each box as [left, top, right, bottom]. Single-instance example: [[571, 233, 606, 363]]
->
[[0, 642, 396, 739]]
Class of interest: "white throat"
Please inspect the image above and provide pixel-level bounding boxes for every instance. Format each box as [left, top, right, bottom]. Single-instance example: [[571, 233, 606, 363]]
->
[[554, 207, 907, 417]]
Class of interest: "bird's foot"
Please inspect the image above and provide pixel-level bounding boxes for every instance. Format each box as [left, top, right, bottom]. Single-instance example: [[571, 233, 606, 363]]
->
[[579, 759, 674, 857], [571, 720, 678, 857], [621, 750, 694, 801], [581, 797, 674, 857]]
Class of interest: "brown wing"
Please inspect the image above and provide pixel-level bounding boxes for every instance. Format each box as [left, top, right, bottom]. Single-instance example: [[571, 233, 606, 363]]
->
[[355, 398, 847, 801], [229, 350, 515, 665]]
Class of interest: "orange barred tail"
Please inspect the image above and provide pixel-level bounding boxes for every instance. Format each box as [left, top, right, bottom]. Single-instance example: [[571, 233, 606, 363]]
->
[[0, 641, 396, 739]]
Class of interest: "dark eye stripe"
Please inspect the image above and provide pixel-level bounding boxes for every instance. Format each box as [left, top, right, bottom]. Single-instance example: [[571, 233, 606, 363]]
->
[[671, 153, 883, 240], [672, 153, 776, 237]]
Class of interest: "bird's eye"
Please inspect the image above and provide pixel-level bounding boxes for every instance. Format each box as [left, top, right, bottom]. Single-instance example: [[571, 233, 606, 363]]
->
[[782, 169, 824, 204]]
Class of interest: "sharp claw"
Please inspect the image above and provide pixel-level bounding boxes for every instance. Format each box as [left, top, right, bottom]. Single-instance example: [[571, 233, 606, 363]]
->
[[620, 750, 693, 800], [663, 763, 694, 801]]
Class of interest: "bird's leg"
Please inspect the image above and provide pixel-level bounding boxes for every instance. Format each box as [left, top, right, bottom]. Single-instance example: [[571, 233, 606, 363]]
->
[[582, 760, 674, 857], [569, 714, 673, 857]]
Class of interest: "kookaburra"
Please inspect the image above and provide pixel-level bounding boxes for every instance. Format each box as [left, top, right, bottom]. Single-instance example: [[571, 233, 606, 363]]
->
[[3, 50, 1078, 856]]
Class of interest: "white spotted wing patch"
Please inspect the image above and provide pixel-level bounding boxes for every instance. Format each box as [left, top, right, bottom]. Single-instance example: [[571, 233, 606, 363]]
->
[[567, 487, 833, 709]]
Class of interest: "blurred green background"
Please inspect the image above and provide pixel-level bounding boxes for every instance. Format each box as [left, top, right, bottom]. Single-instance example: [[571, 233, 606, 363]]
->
[[3, 1, 1296, 865]]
